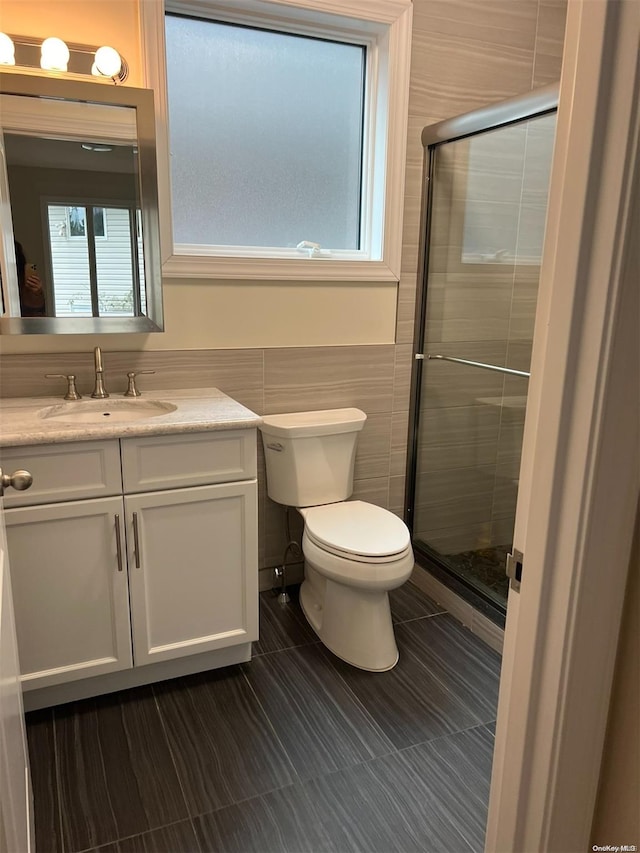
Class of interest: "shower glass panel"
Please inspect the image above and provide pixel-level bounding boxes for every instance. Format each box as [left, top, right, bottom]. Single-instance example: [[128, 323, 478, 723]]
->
[[409, 102, 557, 619]]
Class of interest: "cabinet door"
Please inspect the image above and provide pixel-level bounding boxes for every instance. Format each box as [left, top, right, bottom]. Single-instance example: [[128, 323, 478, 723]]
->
[[125, 482, 258, 666], [5, 497, 133, 691]]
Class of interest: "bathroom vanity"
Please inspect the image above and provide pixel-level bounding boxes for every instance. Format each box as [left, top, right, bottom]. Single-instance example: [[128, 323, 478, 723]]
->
[[0, 389, 260, 710]]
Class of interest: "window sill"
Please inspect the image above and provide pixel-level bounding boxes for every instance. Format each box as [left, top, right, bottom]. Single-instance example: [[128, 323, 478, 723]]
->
[[161, 254, 400, 282]]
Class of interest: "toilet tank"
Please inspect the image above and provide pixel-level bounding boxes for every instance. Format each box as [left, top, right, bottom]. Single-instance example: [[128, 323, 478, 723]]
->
[[260, 408, 367, 507]]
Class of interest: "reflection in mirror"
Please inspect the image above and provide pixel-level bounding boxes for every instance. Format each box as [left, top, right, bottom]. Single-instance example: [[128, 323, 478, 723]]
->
[[0, 73, 163, 334], [5, 132, 145, 319]]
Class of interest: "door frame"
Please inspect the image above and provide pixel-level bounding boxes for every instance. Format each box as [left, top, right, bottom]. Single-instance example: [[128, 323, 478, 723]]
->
[[0, 495, 35, 853], [486, 0, 640, 849]]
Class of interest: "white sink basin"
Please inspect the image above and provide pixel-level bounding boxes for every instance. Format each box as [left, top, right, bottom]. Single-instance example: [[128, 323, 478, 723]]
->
[[38, 398, 178, 424]]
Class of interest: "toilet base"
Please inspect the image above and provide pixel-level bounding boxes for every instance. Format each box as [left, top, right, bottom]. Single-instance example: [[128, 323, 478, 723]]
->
[[299, 569, 399, 672]]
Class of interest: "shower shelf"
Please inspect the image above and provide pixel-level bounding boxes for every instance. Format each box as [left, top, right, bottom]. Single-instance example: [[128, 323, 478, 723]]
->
[[426, 354, 530, 378]]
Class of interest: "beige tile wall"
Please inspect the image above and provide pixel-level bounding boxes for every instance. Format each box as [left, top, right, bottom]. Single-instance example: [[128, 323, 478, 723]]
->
[[0, 0, 567, 573]]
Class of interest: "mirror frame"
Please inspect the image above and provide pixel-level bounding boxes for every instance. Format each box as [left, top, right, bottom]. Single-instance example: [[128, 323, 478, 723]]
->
[[0, 72, 163, 334]]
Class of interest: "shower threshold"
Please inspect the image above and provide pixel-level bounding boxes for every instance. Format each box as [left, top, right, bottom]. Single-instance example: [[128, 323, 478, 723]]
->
[[413, 540, 507, 628]]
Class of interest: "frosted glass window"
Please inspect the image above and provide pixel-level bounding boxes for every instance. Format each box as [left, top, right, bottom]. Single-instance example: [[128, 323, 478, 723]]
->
[[165, 15, 365, 250]]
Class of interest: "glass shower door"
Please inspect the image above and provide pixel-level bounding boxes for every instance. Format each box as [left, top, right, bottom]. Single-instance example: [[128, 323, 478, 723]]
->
[[409, 107, 557, 618]]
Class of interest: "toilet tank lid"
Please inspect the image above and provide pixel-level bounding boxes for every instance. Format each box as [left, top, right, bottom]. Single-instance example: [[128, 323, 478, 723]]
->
[[260, 408, 366, 438]]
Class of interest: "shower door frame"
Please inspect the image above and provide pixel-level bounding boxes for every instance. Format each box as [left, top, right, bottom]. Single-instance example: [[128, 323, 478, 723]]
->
[[405, 84, 559, 620]]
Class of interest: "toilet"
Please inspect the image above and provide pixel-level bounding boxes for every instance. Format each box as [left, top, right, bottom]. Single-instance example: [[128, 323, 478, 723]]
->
[[260, 408, 414, 671]]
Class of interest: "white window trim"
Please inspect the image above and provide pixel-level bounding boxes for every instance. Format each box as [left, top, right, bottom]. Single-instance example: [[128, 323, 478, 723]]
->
[[141, 0, 412, 281]]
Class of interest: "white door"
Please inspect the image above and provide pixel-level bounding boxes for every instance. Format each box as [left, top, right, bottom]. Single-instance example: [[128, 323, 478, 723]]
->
[[0, 472, 34, 853], [486, 1, 640, 850], [125, 481, 259, 666]]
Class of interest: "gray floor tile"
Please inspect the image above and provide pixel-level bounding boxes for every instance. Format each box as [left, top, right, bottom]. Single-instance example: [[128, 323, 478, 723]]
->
[[389, 582, 446, 623], [28, 583, 497, 853], [396, 614, 501, 721], [154, 668, 297, 816], [25, 708, 63, 853], [303, 751, 475, 853], [244, 644, 394, 781], [55, 686, 189, 852], [253, 588, 318, 656], [322, 636, 481, 750], [194, 784, 330, 853], [397, 725, 495, 852], [90, 819, 201, 852]]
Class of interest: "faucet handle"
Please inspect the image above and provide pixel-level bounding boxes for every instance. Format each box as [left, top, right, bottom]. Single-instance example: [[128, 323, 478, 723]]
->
[[124, 370, 155, 397], [45, 374, 82, 401]]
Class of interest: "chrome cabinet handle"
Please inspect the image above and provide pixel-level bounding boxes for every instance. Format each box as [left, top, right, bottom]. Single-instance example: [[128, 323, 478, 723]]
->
[[132, 512, 141, 568], [0, 468, 33, 495], [114, 514, 124, 572]]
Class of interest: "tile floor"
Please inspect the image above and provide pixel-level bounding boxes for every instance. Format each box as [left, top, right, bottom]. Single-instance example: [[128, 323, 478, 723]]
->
[[26, 582, 502, 853]]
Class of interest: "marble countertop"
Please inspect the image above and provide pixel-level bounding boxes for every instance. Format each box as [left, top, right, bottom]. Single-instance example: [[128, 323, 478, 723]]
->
[[0, 388, 262, 447]]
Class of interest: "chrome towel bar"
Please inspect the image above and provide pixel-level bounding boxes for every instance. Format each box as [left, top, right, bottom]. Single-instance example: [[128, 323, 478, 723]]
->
[[426, 353, 530, 378]]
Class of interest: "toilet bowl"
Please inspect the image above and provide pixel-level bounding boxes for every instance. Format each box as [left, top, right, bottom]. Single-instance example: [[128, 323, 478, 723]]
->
[[259, 408, 415, 672], [299, 501, 414, 671]]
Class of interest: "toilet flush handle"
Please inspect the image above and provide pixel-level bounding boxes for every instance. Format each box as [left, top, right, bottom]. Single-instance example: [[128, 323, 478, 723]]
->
[[266, 442, 284, 452]]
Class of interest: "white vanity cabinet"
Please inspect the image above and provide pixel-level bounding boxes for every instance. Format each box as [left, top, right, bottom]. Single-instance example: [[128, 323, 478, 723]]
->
[[2, 429, 258, 699]]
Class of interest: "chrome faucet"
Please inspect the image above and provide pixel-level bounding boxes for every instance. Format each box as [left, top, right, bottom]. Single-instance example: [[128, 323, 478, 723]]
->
[[91, 346, 109, 398]]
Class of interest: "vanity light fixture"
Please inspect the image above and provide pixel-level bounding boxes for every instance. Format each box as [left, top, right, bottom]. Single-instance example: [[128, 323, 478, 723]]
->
[[0, 32, 128, 83]]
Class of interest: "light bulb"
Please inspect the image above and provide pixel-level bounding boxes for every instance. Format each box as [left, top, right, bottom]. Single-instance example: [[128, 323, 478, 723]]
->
[[94, 46, 121, 78], [0, 33, 15, 65], [40, 37, 70, 71]]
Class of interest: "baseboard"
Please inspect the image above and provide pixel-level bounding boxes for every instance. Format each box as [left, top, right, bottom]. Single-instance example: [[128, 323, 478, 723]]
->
[[22, 643, 253, 711], [410, 565, 505, 654]]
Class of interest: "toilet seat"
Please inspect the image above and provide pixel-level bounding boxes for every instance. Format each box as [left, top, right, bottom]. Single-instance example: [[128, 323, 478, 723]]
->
[[302, 529, 414, 590], [300, 500, 410, 561], [307, 535, 412, 563]]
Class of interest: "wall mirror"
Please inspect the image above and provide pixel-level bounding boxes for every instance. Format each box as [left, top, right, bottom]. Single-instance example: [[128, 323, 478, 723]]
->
[[0, 72, 163, 334]]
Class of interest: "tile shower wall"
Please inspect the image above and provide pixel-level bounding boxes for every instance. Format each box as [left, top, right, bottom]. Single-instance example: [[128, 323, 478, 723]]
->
[[0, 0, 567, 573], [405, 0, 565, 556]]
